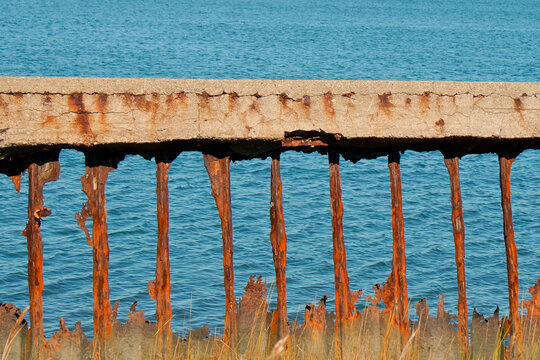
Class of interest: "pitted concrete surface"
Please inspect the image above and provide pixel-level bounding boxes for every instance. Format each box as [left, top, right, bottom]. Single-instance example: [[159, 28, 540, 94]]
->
[[0, 77, 538, 150]]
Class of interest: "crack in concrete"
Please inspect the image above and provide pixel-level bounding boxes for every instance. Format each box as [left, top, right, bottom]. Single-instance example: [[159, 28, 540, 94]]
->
[[1, 91, 538, 101]]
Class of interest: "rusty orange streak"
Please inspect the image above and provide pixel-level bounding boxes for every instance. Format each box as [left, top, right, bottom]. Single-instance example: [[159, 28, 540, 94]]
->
[[155, 161, 172, 333], [9, 174, 21, 193], [387, 153, 409, 340], [24, 161, 60, 354], [444, 157, 469, 351], [499, 155, 523, 357], [203, 154, 237, 347], [77, 165, 113, 347], [328, 151, 355, 359], [328, 152, 353, 323], [269, 155, 289, 338]]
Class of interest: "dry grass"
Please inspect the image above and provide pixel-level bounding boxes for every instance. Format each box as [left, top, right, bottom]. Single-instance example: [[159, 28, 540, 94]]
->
[[2, 287, 538, 359], [1, 306, 28, 360]]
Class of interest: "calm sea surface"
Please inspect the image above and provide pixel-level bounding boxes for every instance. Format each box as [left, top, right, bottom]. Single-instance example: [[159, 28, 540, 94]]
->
[[0, 0, 539, 336]]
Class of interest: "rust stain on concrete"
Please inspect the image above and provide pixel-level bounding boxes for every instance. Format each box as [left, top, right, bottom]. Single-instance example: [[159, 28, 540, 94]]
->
[[176, 91, 188, 108], [41, 115, 58, 128], [96, 93, 108, 114], [435, 118, 445, 131], [135, 94, 152, 112], [149, 93, 160, 128], [436, 96, 442, 113], [11, 93, 24, 104], [303, 95, 311, 107], [378, 92, 395, 116], [323, 92, 335, 116], [41, 93, 52, 107], [301, 95, 312, 120], [248, 100, 259, 113], [40, 93, 56, 128], [165, 94, 175, 107], [198, 91, 210, 107], [279, 93, 289, 108], [95, 93, 111, 133], [67, 93, 93, 140], [473, 94, 485, 105], [0, 95, 8, 116], [513, 97, 524, 121], [228, 92, 239, 114], [120, 93, 134, 107], [420, 92, 431, 115]]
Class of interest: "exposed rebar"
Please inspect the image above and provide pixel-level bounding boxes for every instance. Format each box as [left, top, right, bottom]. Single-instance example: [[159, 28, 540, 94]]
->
[[77, 165, 114, 351], [203, 154, 237, 347], [388, 153, 409, 340], [499, 155, 523, 357], [269, 154, 289, 339], [24, 161, 60, 356], [444, 156, 469, 352], [155, 161, 172, 336]]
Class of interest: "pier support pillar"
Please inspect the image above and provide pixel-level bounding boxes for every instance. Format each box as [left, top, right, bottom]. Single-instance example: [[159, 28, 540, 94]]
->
[[329, 151, 354, 357], [269, 154, 289, 339], [204, 154, 237, 347], [24, 161, 60, 356], [444, 156, 469, 352], [387, 152, 409, 340], [76, 164, 114, 352], [499, 155, 523, 357], [154, 161, 173, 338]]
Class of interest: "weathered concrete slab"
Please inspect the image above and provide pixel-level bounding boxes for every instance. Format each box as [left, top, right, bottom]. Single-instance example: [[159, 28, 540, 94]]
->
[[0, 77, 538, 159]]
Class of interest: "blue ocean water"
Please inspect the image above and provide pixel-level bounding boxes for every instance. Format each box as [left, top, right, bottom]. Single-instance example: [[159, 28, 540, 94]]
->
[[0, 0, 539, 336]]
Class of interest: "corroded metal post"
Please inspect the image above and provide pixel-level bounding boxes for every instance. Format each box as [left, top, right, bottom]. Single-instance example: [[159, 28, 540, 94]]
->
[[155, 161, 172, 332], [203, 154, 237, 347], [76, 165, 114, 348], [499, 155, 523, 356], [269, 154, 289, 338], [24, 161, 60, 354], [328, 151, 353, 325], [387, 153, 409, 338], [328, 151, 354, 359], [444, 156, 468, 351]]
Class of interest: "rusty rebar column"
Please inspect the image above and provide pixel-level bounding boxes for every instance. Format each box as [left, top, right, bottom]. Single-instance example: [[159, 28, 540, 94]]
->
[[328, 152, 353, 324], [328, 151, 353, 360], [155, 161, 172, 332], [24, 161, 60, 354], [76, 165, 114, 348], [499, 155, 523, 356], [444, 156, 468, 351], [387, 153, 409, 338], [269, 154, 289, 339], [203, 154, 237, 347]]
